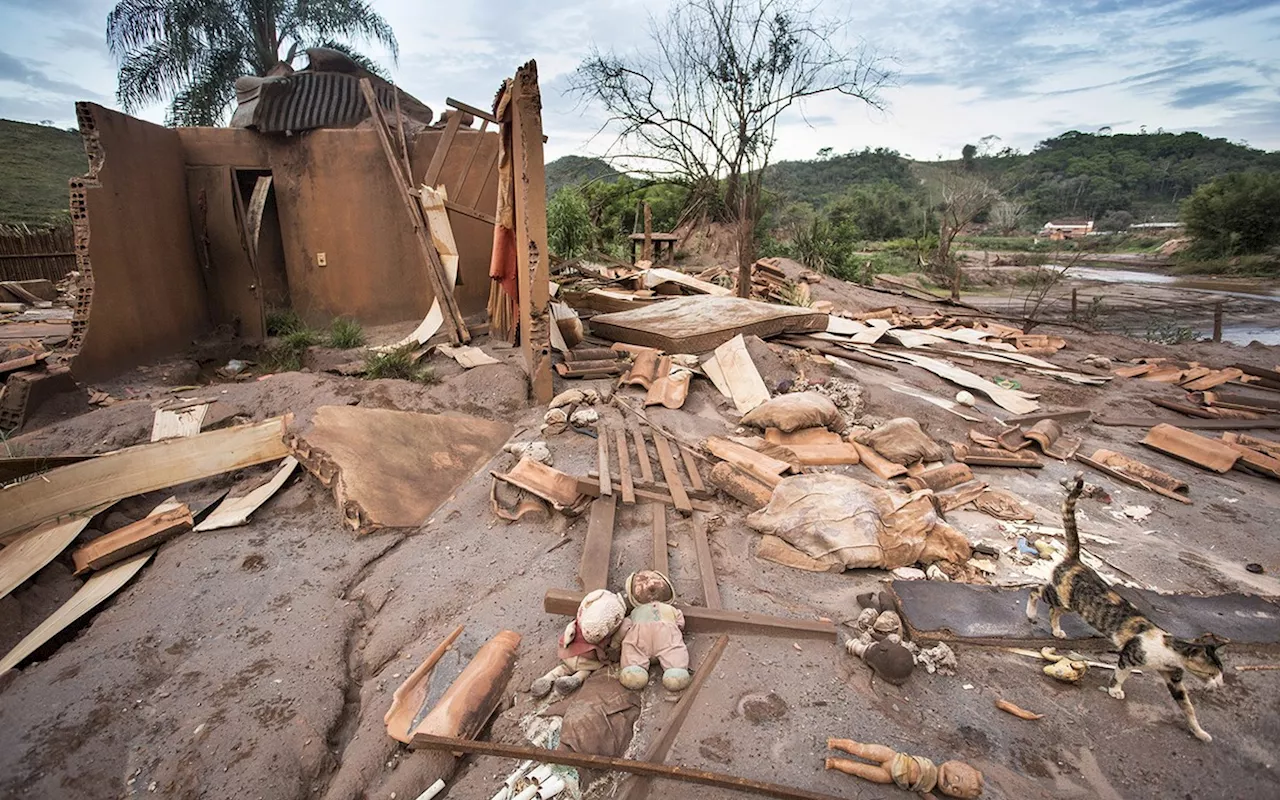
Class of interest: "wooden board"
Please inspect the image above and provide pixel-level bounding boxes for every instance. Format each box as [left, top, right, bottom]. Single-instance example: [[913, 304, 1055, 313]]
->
[[631, 426, 654, 482], [0, 510, 99, 601], [690, 512, 721, 609], [712, 334, 770, 414], [576, 478, 714, 513], [597, 429, 612, 497], [652, 434, 693, 514], [0, 417, 291, 541], [616, 428, 636, 504], [151, 402, 210, 442], [679, 446, 706, 493], [704, 437, 789, 488], [892, 351, 1040, 414], [0, 551, 152, 672], [545, 588, 838, 642], [193, 457, 298, 531], [590, 295, 827, 354], [71, 505, 192, 575], [287, 407, 512, 534], [396, 185, 461, 347], [579, 495, 616, 592], [651, 504, 669, 576]]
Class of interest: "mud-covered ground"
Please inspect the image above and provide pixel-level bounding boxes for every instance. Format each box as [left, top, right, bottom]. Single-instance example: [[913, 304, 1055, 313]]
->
[[1, 269, 1278, 800]]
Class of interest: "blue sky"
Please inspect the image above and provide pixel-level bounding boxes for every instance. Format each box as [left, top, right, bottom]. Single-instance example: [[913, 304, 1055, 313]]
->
[[0, 0, 1278, 162]]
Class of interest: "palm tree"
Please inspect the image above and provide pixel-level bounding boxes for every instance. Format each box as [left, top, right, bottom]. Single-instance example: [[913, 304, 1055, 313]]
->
[[107, 0, 399, 126]]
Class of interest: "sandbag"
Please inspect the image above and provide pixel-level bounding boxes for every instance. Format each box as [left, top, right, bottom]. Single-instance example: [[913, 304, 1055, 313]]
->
[[740, 392, 846, 433], [745, 474, 970, 570], [855, 418, 947, 465]]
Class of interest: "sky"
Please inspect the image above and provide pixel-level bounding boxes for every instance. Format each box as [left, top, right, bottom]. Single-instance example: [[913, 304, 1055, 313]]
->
[[1, 0, 1278, 164]]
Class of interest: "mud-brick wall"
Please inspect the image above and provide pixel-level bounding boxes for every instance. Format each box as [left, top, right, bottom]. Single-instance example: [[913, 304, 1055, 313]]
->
[[71, 104, 210, 382]]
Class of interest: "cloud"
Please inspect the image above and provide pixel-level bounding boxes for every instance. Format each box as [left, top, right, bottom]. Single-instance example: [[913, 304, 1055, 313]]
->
[[0, 51, 98, 97], [1169, 80, 1262, 108]]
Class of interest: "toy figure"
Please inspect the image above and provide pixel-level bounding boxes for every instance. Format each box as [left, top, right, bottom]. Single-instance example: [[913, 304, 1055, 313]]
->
[[530, 589, 626, 698], [824, 738, 983, 798], [617, 570, 691, 691]]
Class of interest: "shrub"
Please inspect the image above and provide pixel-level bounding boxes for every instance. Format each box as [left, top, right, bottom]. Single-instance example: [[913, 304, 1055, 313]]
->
[[1181, 172, 1280, 257], [327, 317, 365, 349], [547, 188, 593, 259], [363, 346, 438, 384], [266, 308, 305, 336]]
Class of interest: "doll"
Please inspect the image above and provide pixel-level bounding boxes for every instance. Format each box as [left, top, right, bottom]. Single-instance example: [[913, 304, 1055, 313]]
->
[[617, 570, 691, 691], [530, 589, 626, 698], [824, 738, 983, 798]]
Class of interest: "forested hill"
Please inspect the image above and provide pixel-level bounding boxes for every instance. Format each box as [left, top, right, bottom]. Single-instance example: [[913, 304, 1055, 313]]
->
[[0, 119, 86, 226], [546, 154, 623, 197]]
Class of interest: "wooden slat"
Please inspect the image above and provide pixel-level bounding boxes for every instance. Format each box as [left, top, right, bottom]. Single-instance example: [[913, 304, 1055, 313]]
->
[[446, 96, 500, 125], [71, 505, 192, 575], [679, 446, 706, 493], [0, 509, 101, 601], [193, 457, 298, 531], [0, 417, 291, 541], [410, 731, 845, 800], [579, 496, 616, 592], [597, 428, 612, 497], [546, 589, 838, 641], [423, 110, 462, 189], [459, 145, 499, 210], [632, 426, 654, 482], [652, 434, 692, 514], [690, 511, 721, 609], [616, 428, 636, 504], [452, 118, 489, 197], [443, 199, 497, 225], [359, 79, 469, 345], [619, 635, 730, 800], [651, 504, 668, 576], [0, 552, 153, 672], [576, 478, 714, 513]]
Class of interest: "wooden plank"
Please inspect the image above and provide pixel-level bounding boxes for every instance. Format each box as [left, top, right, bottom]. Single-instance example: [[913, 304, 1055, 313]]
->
[[450, 118, 488, 201], [892, 350, 1040, 414], [679, 446, 706, 493], [632, 426, 654, 482], [0, 509, 100, 601], [71, 505, 192, 575], [545, 588, 839, 642], [597, 428, 612, 497], [616, 428, 636, 504], [576, 478, 714, 513], [653, 434, 693, 514], [446, 96, 500, 125], [690, 512, 721, 609], [579, 496, 616, 592], [423, 109, 462, 189], [713, 334, 770, 415], [1096, 416, 1280, 430], [359, 79, 469, 345], [0, 551, 153, 673], [704, 437, 788, 488], [0, 417, 291, 541], [619, 635, 730, 800], [459, 144, 499, 211], [193, 457, 298, 531], [0, 455, 96, 485], [151, 403, 210, 442], [410, 731, 845, 800], [509, 62, 554, 404], [651, 504, 669, 576], [443, 199, 497, 225]]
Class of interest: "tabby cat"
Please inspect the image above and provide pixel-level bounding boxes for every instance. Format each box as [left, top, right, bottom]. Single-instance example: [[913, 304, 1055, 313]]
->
[[1026, 472, 1225, 742]]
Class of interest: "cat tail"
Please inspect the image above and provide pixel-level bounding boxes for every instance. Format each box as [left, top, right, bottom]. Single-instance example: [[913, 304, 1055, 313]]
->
[[1062, 471, 1085, 561]]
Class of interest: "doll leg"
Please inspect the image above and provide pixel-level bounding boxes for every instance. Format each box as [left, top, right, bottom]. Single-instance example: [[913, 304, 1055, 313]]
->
[[824, 758, 893, 784], [619, 630, 651, 690], [827, 739, 896, 762], [530, 664, 571, 697], [655, 635, 691, 690]]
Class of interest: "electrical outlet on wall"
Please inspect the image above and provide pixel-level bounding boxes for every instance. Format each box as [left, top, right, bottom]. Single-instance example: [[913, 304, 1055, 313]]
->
[[316, 252, 327, 267]]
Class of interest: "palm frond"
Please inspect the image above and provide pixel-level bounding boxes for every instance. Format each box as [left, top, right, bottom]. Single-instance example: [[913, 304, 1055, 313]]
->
[[294, 0, 399, 61], [307, 39, 389, 78], [166, 48, 245, 126]]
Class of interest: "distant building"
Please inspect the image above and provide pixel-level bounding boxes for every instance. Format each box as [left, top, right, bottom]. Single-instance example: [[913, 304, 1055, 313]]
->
[[1130, 222, 1184, 230], [1040, 219, 1093, 240]]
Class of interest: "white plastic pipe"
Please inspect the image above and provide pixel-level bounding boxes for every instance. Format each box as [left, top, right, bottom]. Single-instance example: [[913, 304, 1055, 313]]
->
[[414, 779, 446, 800]]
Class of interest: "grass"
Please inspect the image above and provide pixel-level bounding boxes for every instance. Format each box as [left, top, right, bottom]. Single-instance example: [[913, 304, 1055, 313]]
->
[[326, 317, 366, 349], [956, 233, 1167, 255], [260, 324, 319, 373], [363, 345, 438, 384], [1171, 254, 1280, 277], [266, 308, 307, 336], [0, 120, 87, 225]]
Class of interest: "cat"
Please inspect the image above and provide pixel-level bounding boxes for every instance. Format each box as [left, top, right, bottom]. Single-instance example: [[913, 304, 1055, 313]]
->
[[1026, 472, 1225, 742]]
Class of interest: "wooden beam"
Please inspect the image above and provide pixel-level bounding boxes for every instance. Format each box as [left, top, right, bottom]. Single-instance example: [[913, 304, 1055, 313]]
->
[[446, 96, 500, 125], [444, 198, 497, 226], [690, 511, 722, 609], [509, 61, 554, 404], [1096, 416, 1280, 430], [423, 110, 462, 189], [452, 119, 490, 199], [679, 446, 706, 493], [576, 478, 714, 513], [359, 79, 469, 345], [617, 428, 636, 504], [632, 426, 655, 482], [409, 731, 845, 800], [578, 496, 616, 592], [0, 417, 291, 541], [71, 505, 192, 575], [1, 508, 102, 601], [653, 434, 693, 514], [619, 635, 730, 800], [545, 588, 837, 642], [651, 504, 669, 576]]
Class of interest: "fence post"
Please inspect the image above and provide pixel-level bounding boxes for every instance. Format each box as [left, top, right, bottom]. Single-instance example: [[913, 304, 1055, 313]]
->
[[1071, 288, 1078, 321], [1212, 301, 1223, 343]]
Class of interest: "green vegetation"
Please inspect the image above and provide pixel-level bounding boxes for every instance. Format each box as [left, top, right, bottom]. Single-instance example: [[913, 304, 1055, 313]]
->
[[1180, 172, 1280, 257], [547, 188, 593, 259], [363, 345, 437, 383], [546, 155, 623, 197], [326, 317, 365, 349], [266, 308, 307, 336], [0, 120, 86, 225]]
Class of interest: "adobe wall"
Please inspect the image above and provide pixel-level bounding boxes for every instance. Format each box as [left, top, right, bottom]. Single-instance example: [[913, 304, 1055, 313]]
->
[[70, 104, 210, 382]]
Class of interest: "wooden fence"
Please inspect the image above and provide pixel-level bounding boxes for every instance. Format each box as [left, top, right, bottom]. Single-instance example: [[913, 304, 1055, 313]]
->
[[0, 224, 75, 283]]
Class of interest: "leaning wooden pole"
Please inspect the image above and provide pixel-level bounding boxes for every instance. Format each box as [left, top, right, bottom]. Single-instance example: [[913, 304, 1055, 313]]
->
[[508, 61, 554, 404], [359, 79, 469, 345]]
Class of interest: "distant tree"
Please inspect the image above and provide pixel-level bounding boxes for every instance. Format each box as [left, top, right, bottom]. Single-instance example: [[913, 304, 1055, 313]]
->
[[935, 172, 999, 299], [1096, 210, 1133, 232], [816, 147, 834, 159], [990, 199, 1027, 234], [107, 0, 399, 126], [961, 143, 977, 171], [570, 0, 893, 295], [547, 188, 594, 259], [1181, 172, 1280, 256]]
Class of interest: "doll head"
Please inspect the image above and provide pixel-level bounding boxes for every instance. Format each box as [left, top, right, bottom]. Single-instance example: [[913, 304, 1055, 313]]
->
[[625, 570, 675, 606], [936, 760, 983, 798], [576, 589, 626, 643]]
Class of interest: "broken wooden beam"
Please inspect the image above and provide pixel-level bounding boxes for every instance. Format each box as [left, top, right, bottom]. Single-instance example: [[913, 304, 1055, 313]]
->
[[651, 505, 669, 576], [409, 732, 846, 800], [616, 429, 636, 504], [652, 433, 693, 514], [691, 512, 722, 609], [71, 504, 192, 575], [679, 446, 706, 493], [545, 588, 837, 642], [631, 426, 654, 482], [579, 496, 616, 592], [597, 429, 612, 497]]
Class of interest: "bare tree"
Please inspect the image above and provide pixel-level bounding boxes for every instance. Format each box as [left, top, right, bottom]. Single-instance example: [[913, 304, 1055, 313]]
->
[[571, 0, 893, 295], [990, 199, 1026, 235], [935, 173, 999, 301]]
